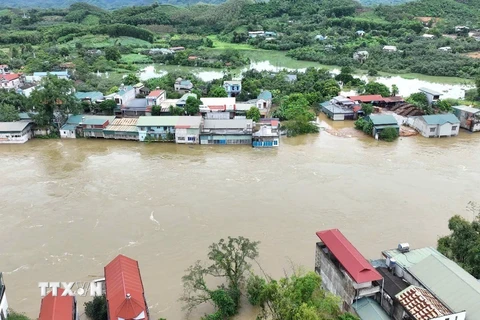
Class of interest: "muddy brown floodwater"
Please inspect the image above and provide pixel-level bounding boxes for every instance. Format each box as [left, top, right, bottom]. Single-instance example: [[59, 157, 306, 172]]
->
[[1, 127, 480, 320]]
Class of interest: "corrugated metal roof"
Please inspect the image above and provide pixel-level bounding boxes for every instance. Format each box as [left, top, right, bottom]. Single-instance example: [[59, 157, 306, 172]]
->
[[203, 119, 253, 129], [368, 115, 398, 126], [137, 116, 179, 127], [408, 254, 480, 319], [316, 229, 382, 283], [82, 116, 115, 126], [0, 121, 31, 132], [257, 91, 272, 100], [396, 285, 453, 320], [419, 87, 442, 96], [147, 90, 165, 98], [175, 116, 202, 128], [353, 297, 391, 320], [382, 247, 442, 269], [453, 105, 480, 114], [105, 255, 148, 320], [65, 115, 84, 125], [75, 91, 104, 101], [421, 114, 459, 125], [105, 118, 139, 133], [61, 124, 77, 131], [347, 95, 384, 102], [38, 288, 74, 320]]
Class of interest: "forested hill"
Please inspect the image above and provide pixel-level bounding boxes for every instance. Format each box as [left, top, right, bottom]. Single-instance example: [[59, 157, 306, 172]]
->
[[3, 0, 226, 9]]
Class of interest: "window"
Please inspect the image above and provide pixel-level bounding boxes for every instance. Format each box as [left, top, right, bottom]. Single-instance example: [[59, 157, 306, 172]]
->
[[188, 137, 195, 141], [273, 141, 278, 146], [452, 126, 457, 130], [178, 137, 185, 141], [429, 127, 436, 133]]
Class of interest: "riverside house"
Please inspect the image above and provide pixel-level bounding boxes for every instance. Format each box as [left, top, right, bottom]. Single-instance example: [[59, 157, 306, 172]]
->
[[321, 96, 362, 121], [60, 115, 84, 139], [453, 105, 480, 132], [105, 255, 149, 320], [223, 80, 242, 98], [80, 116, 115, 138], [411, 114, 460, 138], [39, 288, 78, 320], [315, 229, 382, 314], [200, 119, 253, 145], [137, 116, 178, 142], [0, 121, 33, 144], [104, 118, 139, 141], [419, 87, 442, 105], [252, 118, 280, 147], [365, 115, 399, 139], [175, 116, 203, 144]]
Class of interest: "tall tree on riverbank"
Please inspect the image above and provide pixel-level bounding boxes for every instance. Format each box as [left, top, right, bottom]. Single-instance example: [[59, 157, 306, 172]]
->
[[181, 236, 259, 319], [209, 86, 228, 97], [30, 75, 81, 127], [437, 202, 480, 278]]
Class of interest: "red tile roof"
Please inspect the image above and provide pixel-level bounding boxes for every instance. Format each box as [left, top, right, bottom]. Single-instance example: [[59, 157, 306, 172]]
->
[[383, 96, 404, 103], [316, 229, 382, 284], [0, 73, 20, 82], [105, 255, 148, 320], [38, 288, 75, 320], [396, 286, 453, 320], [347, 95, 384, 103], [147, 90, 165, 98]]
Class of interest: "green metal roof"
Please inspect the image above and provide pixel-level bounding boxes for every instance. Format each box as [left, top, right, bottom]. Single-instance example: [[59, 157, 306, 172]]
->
[[409, 254, 480, 319], [66, 115, 84, 125], [75, 91, 104, 101], [382, 247, 443, 269], [137, 116, 180, 127], [82, 116, 115, 125], [353, 298, 390, 320], [61, 124, 77, 131], [257, 91, 272, 100], [421, 114, 460, 125], [368, 115, 398, 126]]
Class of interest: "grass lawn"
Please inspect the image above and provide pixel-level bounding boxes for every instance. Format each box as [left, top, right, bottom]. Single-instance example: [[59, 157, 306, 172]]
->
[[62, 35, 153, 49], [121, 53, 153, 64], [207, 35, 259, 51]]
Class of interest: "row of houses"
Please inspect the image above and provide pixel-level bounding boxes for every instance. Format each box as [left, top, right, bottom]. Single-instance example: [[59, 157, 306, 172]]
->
[[57, 115, 280, 147], [1, 254, 148, 320], [315, 229, 480, 320]]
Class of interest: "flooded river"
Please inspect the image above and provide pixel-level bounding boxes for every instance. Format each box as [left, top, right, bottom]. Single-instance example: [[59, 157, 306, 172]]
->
[[2, 128, 480, 319]]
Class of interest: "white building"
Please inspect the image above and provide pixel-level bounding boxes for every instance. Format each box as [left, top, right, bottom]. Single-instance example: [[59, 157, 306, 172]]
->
[[419, 87, 442, 105], [0, 273, 8, 320], [422, 34, 435, 39], [199, 97, 237, 113], [253, 119, 280, 147], [438, 46, 452, 52], [383, 45, 397, 52], [146, 89, 166, 107], [411, 114, 460, 138], [105, 85, 136, 106], [0, 121, 33, 144], [175, 116, 203, 144], [0, 73, 22, 90], [32, 71, 70, 81]]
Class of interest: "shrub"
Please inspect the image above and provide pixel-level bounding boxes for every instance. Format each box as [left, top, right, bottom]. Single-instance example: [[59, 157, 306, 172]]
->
[[379, 127, 399, 142]]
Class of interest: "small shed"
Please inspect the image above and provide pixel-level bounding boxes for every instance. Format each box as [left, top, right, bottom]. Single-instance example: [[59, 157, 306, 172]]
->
[[453, 105, 480, 132], [419, 87, 442, 105], [383, 46, 397, 52], [366, 114, 399, 137]]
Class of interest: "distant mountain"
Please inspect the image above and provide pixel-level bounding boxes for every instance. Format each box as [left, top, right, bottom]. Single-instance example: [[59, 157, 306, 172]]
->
[[3, 0, 227, 9]]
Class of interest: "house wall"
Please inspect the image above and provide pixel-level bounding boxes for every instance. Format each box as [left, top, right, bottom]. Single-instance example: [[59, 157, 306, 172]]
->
[[200, 134, 252, 145], [0, 127, 33, 144], [138, 125, 176, 142], [315, 244, 356, 312], [456, 110, 480, 132], [60, 129, 76, 139], [103, 132, 138, 140], [1, 78, 20, 89], [430, 312, 466, 320], [176, 128, 200, 144], [414, 119, 459, 137]]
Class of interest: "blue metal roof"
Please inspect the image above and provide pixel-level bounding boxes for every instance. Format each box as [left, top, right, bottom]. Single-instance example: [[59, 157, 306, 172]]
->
[[353, 298, 391, 320], [75, 91, 104, 101], [421, 113, 460, 125], [61, 124, 77, 131], [66, 115, 84, 125]]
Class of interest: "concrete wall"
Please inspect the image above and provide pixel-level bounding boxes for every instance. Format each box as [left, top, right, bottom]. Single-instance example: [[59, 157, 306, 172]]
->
[[413, 119, 459, 137], [0, 128, 32, 144], [315, 244, 356, 312], [176, 128, 199, 144], [60, 129, 76, 139]]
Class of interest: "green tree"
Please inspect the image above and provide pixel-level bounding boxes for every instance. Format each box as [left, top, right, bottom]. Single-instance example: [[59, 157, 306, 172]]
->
[[84, 295, 108, 320], [438, 204, 480, 278], [407, 92, 430, 113], [152, 105, 161, 116], [30, 75, 81, 127], [318, 79, 340, 98], [107, 86, 119, 95], [124, 73, 139, 86], [361, 103, 374, 116], [363, 82, 390, 97], [475, 76, 480, 98], [379, 127, 399, 142], [181, 237, 259, 317], [246, 270, 358, 320], [99, 99, 117, 115], [246, 106, 261, 122], [6, 311, 31, 320], [185, 96, 201, 115], [391, 84, 399, 96], [169, 105, 184, 115], [104, 46, 121, 62], [0, 104, 20, 122], [209, 86, 228, 97]]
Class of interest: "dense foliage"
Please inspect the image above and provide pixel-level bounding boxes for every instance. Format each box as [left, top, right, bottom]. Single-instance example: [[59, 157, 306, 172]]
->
[[84, 295, 108, 320], [246, 271, 359, 320], [438, 203, 480, 278]]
